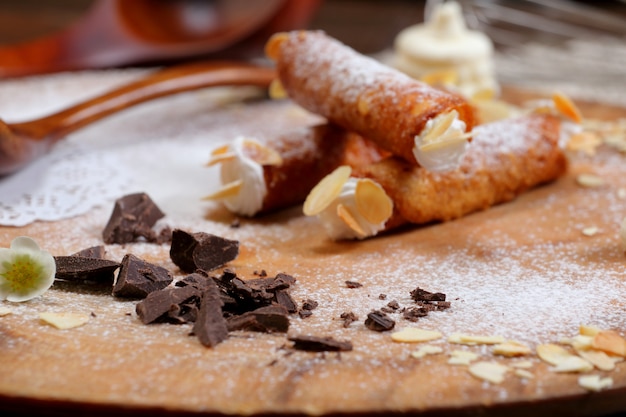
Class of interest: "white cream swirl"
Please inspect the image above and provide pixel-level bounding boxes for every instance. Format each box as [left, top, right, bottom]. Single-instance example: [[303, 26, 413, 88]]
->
[[414, 111, 469, 172]]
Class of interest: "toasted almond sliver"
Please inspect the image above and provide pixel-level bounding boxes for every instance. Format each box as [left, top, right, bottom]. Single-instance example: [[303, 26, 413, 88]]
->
[[582, 226, 599, 236], [422, 111, 458, 143], [210, 144, 231, 156], [336, 204, 366, 237], [418, 132, 472, 152], [448, 333, 506, 345], [391, 327, 443, 343], [39, 312, 90, 330], [448, 350, 479, 366], [268, 79, 287, 100], [580, 324, 603, 337], [553, 355, 593, 373], [536, 343, 574, 366], [553, 91, 583, 123], [264, 32, 288, 61], [355, 179, 393, 224], [592, 330, 626, 357], [566, 132, 602, 155], [303, 166, 352, 216], [411, 345, 444, 359], [578, 375, 613, 392], [468, 361, 509, 384], [510, 360, 534, 369], [202, 180, 243, 200], [514, 369, 534, 379], [560, 334, 594, 350], [493, 341, 532, 357], [206, 152, 236, 167], [242, 140, 283, 166], [576, 173, 605, 188], [576, 348, 617, 371], [0, 306, 12, 316]]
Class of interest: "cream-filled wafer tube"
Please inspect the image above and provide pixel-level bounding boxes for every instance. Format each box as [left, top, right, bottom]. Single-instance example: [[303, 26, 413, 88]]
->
[[266, 30, 476, 172], [305, 113, 567, 240], [205, 123, 387, 217]]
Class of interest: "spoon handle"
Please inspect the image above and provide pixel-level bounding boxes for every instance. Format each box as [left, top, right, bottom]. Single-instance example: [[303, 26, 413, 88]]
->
[[10, 61, 276, 145]]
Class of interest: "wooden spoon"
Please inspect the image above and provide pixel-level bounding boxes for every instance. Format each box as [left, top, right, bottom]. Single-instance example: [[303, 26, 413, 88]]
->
[[0, 61, 275, 176], [0, 0, 321, 78]]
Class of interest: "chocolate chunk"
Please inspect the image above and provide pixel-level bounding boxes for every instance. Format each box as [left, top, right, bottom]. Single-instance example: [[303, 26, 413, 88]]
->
[[170, 229, 239, 273], [340, 311, 358, 328], [54, 256, 120, 282], [136, 285, 201, 324], [364, 310, 395, 332], [192, 284, 229, 348], [275, 290, 298, 313], [410, 287, 446, 303], [387, 300, 400, 310], [298, 310, 313, 319], [402, 306, 429, 322], [70, 246, 106, 259], [102, 193, 165, 244], [301, 299, 318, 311], [288, 335, 353, 352], [345, 280, 362, 288], [227, 305, 290, 333], [113, 254, 172, 299]]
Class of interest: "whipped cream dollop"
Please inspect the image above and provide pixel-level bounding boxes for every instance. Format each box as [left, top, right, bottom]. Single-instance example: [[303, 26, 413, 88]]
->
[[209, 136, 267, 217], [414, 110, 470, 172], [392, 1, 498, 99], [316, 178, 390, 240]]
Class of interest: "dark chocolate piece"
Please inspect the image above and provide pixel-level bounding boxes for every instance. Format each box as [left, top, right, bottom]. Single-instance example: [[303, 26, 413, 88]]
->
[[136, 285, 201, 324], [102, 193, 165, 244], [288, 335, 353, 352], [301, 299, 318, 311], [227, 305, 290, 333], [345, 280, 362, 288], [275, 290, 298, 313], [410, 287, 446, 303], [387, 300, 400, 310], [192, 284, 229, 348], [402, 306, 429, 322], [113, 254, 172, 299], [298, 310, 313, 319], [364, 310, 395, 332], [340, 311, 358, 328], [70, 246, 106, 259], [170, 229, 239, 273], [54, 256, 120, 282]]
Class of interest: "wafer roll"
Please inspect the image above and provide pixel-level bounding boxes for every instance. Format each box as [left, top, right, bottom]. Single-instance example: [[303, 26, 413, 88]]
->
[[305, 113, 567, 240], [266, 30, 476, 170], [205, 123, 387, 216]]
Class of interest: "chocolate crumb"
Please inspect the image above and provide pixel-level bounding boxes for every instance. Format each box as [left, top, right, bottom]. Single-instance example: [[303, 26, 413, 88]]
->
[[410, 287, 446, 302], [365, 310, 395, 332], [387, 300, 400, 310], [170, 229, 239, 273], [345, 280, 362, 288], [54, 256, 120, 283], [436, 301, 452, 310], [378, 293, 387, 300], [340, 311, 358, 328], [230, 219, 241, 228], [301, 299, 318, 311], [298, 310, 313, 319], [102, 193, 165, 244], [288, 335, 353, 352], [402, 306, 429, 322], [112, 254, 172, 299]]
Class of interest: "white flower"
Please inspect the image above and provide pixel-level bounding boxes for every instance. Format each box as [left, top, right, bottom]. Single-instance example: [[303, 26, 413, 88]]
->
[[0, 236, 56, 302]]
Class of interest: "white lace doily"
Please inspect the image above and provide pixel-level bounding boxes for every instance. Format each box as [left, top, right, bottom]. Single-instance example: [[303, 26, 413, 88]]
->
[[1, 37, 624, 227]]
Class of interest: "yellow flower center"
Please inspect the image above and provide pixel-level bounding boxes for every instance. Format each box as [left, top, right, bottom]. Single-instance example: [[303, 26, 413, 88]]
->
[[1, 253, 44, 293]]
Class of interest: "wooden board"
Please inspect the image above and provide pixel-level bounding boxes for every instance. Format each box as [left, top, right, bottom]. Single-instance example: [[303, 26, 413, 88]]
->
[[0, 87, 625, 417]]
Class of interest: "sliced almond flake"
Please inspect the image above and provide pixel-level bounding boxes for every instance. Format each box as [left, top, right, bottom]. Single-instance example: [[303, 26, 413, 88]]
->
[[418, 132, 472, 152], [336, 204, 366, 237], [553, 91, 583, 124], [566, 132, 602, 155], [493, 341, 532, 357], [264, 32, 288, 61], [578, 375, 613, 392], [206, 151, 236, 166], [592, 330, 626, 357], [0, 306, 12, 316], [468, 361, 509, 384], [510, 360, 534, 369], [448, 333, 506, 345], [553, 355, 593, 373], [576, 348, 617, 371], [39, 312, 90, 330], [391, 327, 443, 343], [242, 140, 283, 166], [576, 173, 605, 188], [536, 343, 575, 366], [303, 166, 351, 216], [210, 144, 231, 156], [202, 180, 243, 200], [581, 227, 599, 237], [448, 350, 479, 366], [422, 111, 458, 144], [355, 179, 393, 224], [560, 334, 594, 350], [268, 78, 287, 100], [411, 345, 444, 359], [580, 324, 603, 337], [514, 369, 534, 379]]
